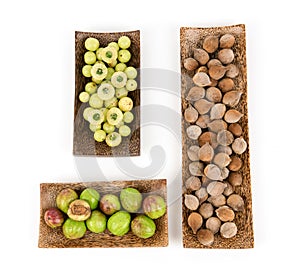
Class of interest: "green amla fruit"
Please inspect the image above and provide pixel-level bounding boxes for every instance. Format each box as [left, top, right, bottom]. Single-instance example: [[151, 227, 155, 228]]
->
[[107, 211, 131, 236], [63, 218, 86, 239], [86, 210, 106, 233], [99, 194, 121, 215], [142, 195, 166, 219], [67, 199, 91, 221], [131, 215, 156, 239], [120, 187, 142, 213], [80, 188, 100, 210], [56, 188, 78, 213]]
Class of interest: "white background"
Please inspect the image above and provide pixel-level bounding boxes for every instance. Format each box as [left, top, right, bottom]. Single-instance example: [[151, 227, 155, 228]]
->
[[0, 0, 299, 278]]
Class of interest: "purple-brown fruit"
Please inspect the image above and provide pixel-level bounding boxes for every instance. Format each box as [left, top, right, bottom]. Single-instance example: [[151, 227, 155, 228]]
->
[[99, 194, 121, 215], [143, 195, 166, 219], [44, 208, 64, 228]]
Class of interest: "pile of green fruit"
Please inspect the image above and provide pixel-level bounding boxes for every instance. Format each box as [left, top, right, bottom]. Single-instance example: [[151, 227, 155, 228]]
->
[[44, 187, 166, 239], [79, 36, 138, 147]]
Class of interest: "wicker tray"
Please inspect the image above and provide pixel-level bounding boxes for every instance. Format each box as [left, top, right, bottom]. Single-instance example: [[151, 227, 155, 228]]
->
[[73, 30, 140, 157], [181, 24, 254, 248], [39, 179, 168, 248]]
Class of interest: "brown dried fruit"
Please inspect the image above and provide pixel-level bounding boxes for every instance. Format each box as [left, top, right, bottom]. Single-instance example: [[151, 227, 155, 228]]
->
[[197, 229, 214, 246], [184, 194, 200, 210], [204, 164, 222, 180], [199, 142, 214, 163], [199, 202, 214, 219], [207, 59, 222, 68], [218, 78, 235, 92], [226, 64, 239, 78], [189, 161, 204, 176], [232, 137, 247, 154], [227, 194, 244, 211], [195, 187, 208, 204], [206, 217, 221, 234], [198, 131, 217, 148], [194, 48, 210, 65], [196, 66, 208, 74], [188, 212, 203, 234], [210, 103, 226, 120], [228, 123, 243, 137], [193, 72, 211, 87], [194, 99, 214, 114], [184, 105, 198, 123], [207, 181, 226, 196], [220, 222, 237, 238], [222, 90, 243, 107], [208, 65, 227, 80], [228, 156, 243, 171], [185, 176, 201, 191], [218, 48, 234, 64], [217, 145, 232, 155], [223, 182, 235, 196], [187, 145, 200, 161], [184, 57, 199, 71], [224, 109, 243, 123], [186, 86, 205, 101], [213, 152, 231, 168], [207, 119, 228, 133], [228, 172, 243, 186], [208, 195, 226, 207], [203, 35, 219, 53], [217, 130, 234, 146], [219, 34, 235, 48], [206, 87, 222, 102], [186, 125, 202, 140], [196, 115, 210, 129], [216, 205, 235, 222]]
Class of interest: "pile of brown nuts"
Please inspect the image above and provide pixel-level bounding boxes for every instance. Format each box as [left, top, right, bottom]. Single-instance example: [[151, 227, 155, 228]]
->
[[183, 33, 247, 246]]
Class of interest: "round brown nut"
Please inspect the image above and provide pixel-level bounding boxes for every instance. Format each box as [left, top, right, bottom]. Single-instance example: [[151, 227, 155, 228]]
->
[[224, 109, 243, 123], [207, 59, 222, 68], [226, 64, 239, 78], [207, 194, 226, 207], [185, 176, 201, 191], [207, 181, 226, 196], [193, 72, 211, 87], [194, 99, 214, 114], [222, 90, 243, 107], [184, 194, 200, 211], [186, 86, 205, 101], [219, 34, 235, 48], [197, 229, 214, 246], [228, 156, 243, 171], [196, 115, 210, 129], [206, 217, 221, 234], [188, 212, 203, 234], [189, 161, 204, 176], [227, 194, 245, 211], [198, 131, 217, 147], [217, 130, 234, 146], [228, 172, 243, 186], [228, 123, 243, 137], [216, 206, 235, 222], [187, 145, 200, 161], [199, 142, 214, 163], [194, 48, 210, 65], [199, 202, 214, 219], [223, 182, 235, 196], [203, 35, 219, 53], [204, 164, 222, 180], [207, 120, 228, 133], [206, 87, 222, 102], [218, 78, 235, 92], [184, 105, 198, 123], [184, 57, 199, 71], [195, 187, 208, 204], [213, 152, 231, 168], [208, 65, 227, 80], [218, 48, 234, 64], [220, 222, 237, 238], [186, 125, 202, 140], [232, 137, 247, 154], [210, 103, 226, 120]]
